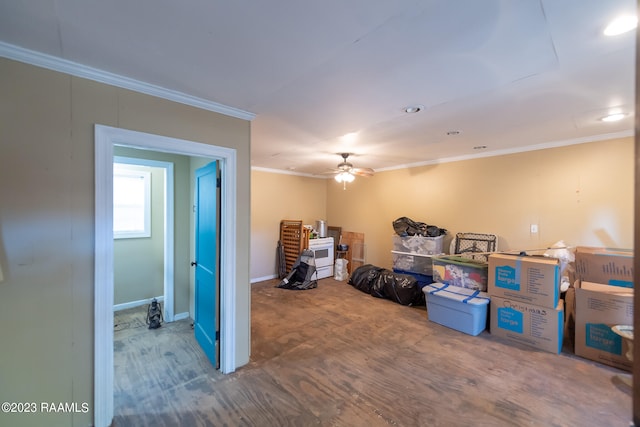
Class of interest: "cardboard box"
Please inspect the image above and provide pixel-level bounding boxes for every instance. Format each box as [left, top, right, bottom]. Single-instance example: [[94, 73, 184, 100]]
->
[[488, 253, 560, 308], [490, 296, 564, 354], [423, 283, 490, 336], [432, 255, 488, 291], [574, 246, 633, 288], [574, 281, 633, 371]]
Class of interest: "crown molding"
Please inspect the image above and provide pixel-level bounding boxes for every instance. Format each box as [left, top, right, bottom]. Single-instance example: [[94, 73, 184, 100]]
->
[[0, 42, 255, 121], [374, 130, 635, 172], [251, 166, 323, 178]]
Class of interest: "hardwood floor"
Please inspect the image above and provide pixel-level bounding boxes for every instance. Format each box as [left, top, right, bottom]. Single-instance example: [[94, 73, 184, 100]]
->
[[113, 278, 631, 426]]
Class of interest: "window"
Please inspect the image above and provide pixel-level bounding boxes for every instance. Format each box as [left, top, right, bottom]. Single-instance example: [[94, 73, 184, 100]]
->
[[113, 164, 151, 238]]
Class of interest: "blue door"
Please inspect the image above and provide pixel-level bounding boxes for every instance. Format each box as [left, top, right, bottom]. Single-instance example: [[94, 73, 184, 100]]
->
[[194, 161, 218, 367]]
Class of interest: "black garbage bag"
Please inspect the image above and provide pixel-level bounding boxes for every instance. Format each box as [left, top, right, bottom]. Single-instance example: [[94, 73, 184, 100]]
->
[[348, 264, 385, 294], [392, 216, 447, 237], [375, 271, 424, 306], [348, 264, 425, 306], [277, 250, 318, 290]]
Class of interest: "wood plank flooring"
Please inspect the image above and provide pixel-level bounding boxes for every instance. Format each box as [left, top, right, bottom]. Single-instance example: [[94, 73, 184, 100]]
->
[[113, 278, 632, 426]]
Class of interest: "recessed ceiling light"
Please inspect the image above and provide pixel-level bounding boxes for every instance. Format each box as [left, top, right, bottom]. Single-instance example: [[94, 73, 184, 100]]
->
[[604, 15, 638, 36], [403, 105, 424, 114], [601, 113, 626, 122]]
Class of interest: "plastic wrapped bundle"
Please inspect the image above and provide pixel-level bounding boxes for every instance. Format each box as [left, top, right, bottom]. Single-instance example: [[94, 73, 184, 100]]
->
[[334, 258, 349, 281], [348, 264, 385, 294], [348, 264, 424, 306], [392, 216, 447, 237], [375, 270, 424, 306], [277, 250, 318, 290]]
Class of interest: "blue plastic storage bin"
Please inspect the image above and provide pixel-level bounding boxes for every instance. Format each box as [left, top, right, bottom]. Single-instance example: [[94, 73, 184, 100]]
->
[[422, 283, 490, 336]]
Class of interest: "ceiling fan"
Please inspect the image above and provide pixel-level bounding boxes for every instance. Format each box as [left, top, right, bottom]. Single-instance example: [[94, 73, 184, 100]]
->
[[328, 153, 374, 189]]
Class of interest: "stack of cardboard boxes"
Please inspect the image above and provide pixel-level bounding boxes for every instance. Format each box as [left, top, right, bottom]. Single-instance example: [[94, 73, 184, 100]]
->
[[421, 245, 634, 372], [488, 253, 564, 354], [569, 247, 634, 371]]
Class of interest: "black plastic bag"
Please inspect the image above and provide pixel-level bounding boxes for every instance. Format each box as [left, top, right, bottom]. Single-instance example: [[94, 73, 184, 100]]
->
[[348, 264, 384, 294], [375, 271, 423, 306], [392, 216, 447, 237], [348, 264, 425, 306]]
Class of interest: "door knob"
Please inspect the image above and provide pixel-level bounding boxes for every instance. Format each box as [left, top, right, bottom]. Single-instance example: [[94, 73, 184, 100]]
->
[[191, 261, 197, 267]]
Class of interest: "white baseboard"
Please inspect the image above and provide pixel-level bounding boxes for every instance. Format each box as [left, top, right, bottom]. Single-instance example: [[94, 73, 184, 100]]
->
[[114, 295, 164, 312], [251, 274, 277, 283], [174, 312, 190, 321]]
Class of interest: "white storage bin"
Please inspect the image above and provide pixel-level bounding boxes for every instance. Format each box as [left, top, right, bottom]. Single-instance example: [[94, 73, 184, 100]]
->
[[393, 234, 444, 255]]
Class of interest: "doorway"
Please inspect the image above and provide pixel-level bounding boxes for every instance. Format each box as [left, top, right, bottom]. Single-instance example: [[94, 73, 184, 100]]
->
[[112, 157, 175, 322], [94, 124, 238, 427]]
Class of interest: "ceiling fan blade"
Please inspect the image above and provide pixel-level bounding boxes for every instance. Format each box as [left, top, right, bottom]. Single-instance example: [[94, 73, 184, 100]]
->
[[351, 167, 374, 177], [319, 168, 341, 175]]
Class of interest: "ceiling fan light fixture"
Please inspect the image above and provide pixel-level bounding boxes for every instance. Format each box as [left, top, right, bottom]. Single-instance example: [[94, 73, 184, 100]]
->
[[335, 171, 355, 183]]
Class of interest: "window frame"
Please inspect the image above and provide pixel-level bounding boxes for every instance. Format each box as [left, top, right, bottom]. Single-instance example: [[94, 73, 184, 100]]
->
[[113, 164, 152, 239]]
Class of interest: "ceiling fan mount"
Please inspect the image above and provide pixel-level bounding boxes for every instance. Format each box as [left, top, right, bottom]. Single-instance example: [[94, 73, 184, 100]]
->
[[334, 153, 374, 176], [337, 153, 354, 171], [326, 153, 375, 189]]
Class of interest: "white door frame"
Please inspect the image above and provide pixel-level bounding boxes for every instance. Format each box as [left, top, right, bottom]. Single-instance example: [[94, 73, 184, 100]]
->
[[94, 124, 237, 427], [113, 156, 175, 322]]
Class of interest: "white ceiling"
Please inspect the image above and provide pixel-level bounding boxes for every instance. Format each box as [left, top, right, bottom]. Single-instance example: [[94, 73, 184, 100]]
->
[[0, 0, 636, 175]]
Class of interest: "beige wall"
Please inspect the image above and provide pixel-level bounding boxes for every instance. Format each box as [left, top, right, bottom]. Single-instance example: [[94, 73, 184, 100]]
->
[[250, 170, 327, 280], [251, 138, 634, 281], [326, 137, 634, 269], [0, 58, 251, 427]]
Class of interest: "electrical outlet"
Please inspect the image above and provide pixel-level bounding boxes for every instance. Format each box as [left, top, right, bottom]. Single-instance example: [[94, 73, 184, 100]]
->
[[530, 224, 538, 234]]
